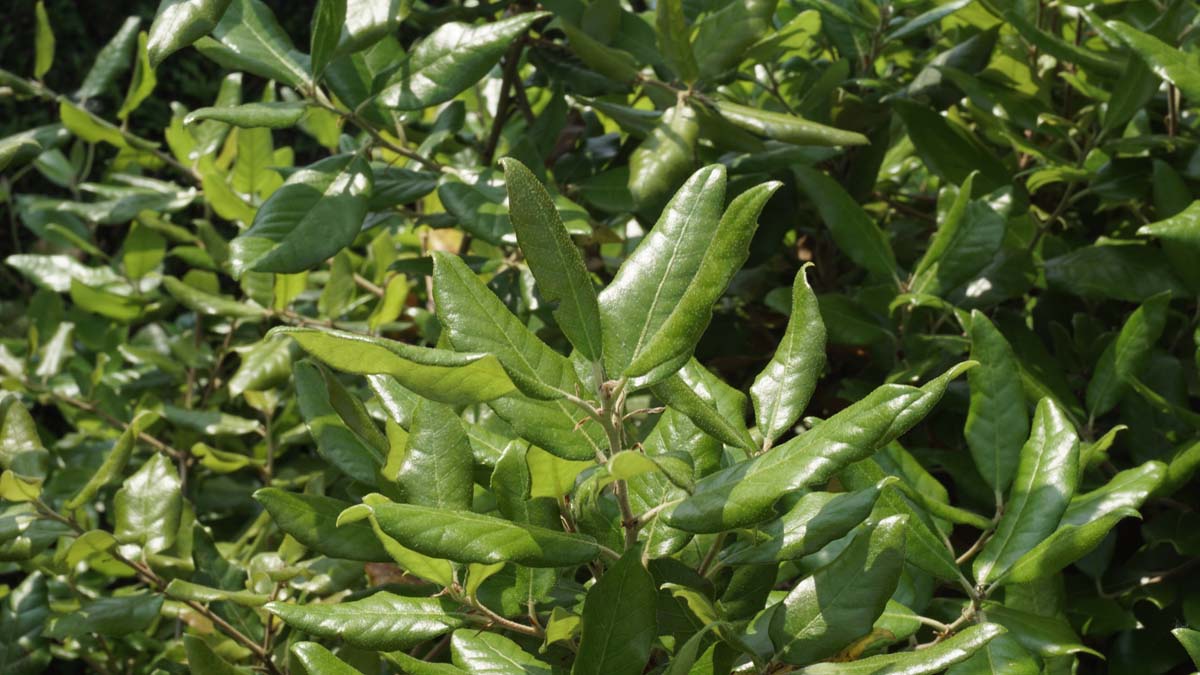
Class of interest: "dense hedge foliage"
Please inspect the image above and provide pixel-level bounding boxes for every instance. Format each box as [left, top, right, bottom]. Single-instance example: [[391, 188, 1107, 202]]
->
[[1, 0, 1200, 673]]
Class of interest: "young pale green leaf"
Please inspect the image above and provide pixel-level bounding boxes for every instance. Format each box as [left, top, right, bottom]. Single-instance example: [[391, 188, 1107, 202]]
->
[[194, 0, 311, 89], [771, 516, 907, 665], [165, 579, 269, 607], [451, 630, 552, 674], [230, 154, 372, 276], [492, 442, 560, 528], [796, 623, 1006, 674], [501, 158, 604, 362], [626, 180, 780, 382], [721, 479, 896, 564], [266, 592, 467, 650], [974, 398, 1079, 586], [714, 101, 868, 147], [116, 31, 156, 121], [33, 2, 55, 80], [163, 276, 267, 319], [944, 633, 1038, 675], [601, 165, 726, 380], [254, 488, 390, 562], [379, 13, 548, 110], [795, 166, 896, 280], [366, 497, 602, 566], [184, 634, 252, 675], [751, 265, 826, 448], [655, 0, 697, 82], [291, 642, 361, 675], [395, 400, 473, 510], [573, 549, 656, 675], [1086, 291, 1171, 418], [147, 0, 232, 67], [669, 362, 973, 533], [113, 454, 182, 554], [184, 102, 308, 129], [626, 104, 700, 213], [273, 326, 516, 405], [310, 0, 347, 78], [965, 311, 1028, 494]]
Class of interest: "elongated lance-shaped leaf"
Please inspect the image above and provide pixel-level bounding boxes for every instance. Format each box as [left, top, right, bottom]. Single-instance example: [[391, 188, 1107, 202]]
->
[[379, 13, 549, 110], [574, 549, 657, 675], [184, 634, 252, 675], [965, 310, 1028, 494], [266, 593, 467, 651], [1086, 291, 1171, 418], [194, 0, 312, 88], [795, 166, 897, 280], [295, 361, 385, 486], [655, 0, 697, 82], [771, 515, 907, 665], [452, 630, 552, 673], [1098, 18, 1200, 102], [310, 0, 346, 78], [501, 157, 603, 362], [253, 488, 389, 562], [713, 100, 869, 146], [64, 411, 158, 510], [626, 179, 781, 383], [184, 102, 308, 129], [395, 400, 473, 511], [291, 642, 361, 675], [668, 362, 974, 533], [363, 495, 601, 567], [147, 0, 232, 67], [751, 264, 826, 448], [973, 398, 1079, 586], [797, 624, 1006, 674], [945, 633, 1038, 675], [271, 326, 516, 405], [652, 358, 756, 451], [77, 17, 141, 100], [600, 165, 728, 384], [230, 154, 372, 275]]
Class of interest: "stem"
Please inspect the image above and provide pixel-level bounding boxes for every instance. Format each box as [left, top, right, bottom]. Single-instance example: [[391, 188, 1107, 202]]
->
[[34, 386, 183, 460], [468, 598, 544, 638]]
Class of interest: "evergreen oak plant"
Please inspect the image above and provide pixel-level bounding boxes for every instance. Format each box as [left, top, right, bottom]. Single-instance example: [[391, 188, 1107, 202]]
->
[[1, 0, 1199, 673]]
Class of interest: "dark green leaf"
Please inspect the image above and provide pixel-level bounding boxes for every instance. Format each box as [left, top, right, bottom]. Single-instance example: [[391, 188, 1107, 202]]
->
[[574, 549, 656, 675], [266, 592, 467, 650]]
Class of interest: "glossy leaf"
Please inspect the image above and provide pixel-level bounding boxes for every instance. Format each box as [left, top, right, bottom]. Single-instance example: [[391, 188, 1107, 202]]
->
[[1086, 291, 1171, 418], [451, 630, 552, 674], [574, 549, 656, 675], [965, 311, 1027, 494], [195, 0, 311, 88], [795, 166, 896, 280], [147, 0, 232, 67], [291, 642, 360, 675], [113, 454, 182, 554], [795, 624, 1006, 674], [395, 400, 473, 510], [254, 488, 390, 562], [267, 592, 467, 650], [184, 102, 308, 129]]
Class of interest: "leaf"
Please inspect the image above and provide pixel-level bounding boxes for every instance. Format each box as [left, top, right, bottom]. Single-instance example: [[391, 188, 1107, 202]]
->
[[45, 594, 164, 638], [230, 154, 373, 276], [274, 326, 517, 405], [573, 549, 656, 675], [625, 179, 781, 382], [973, 398, 1079, 586], [714, 101, 868, 146], [892, 100, 1010, 194], [310, 0, 347, 78], [751, 265, 826, 448], [195, 0, 312, 89], [229, 337, 293, 396], [291, 642, 360, 675], [379, 13, 548, 110], [690, 0, 777, 78], [652, 359, 756, 451], [886, 0, 972, 41], [1002, 508, 1136, 584], [0, 397, 48, 483], [794, 166, 896, 280], [721, 478, 896, 564], [655, 0, 697, 82], [395, 400, 474, 510], [795, 623, 1006, 674], [185, 102, 308, 129], [33, 2, 55, 80], [266, 592, 467, 650], [668, 362, 973, 533], [1102, 19, 1200, 102], [113, 454, 182, 554], [771, 515, 907, 664], [626, 104, 700, 213], [0, 573, 50, 673], [295, 361, 385, 485], [1139, 200, 1200, 292], [501, 158, 603, 362], [163, 276, 267, 319], [979, 603, 1100, 658], [76, 17, 141, 100], [451, 630, 552, 674], [965, 311, 1028, 494], [1043, 243, 1187, 302], [945, 633, 1039, 675], [165, 580, 269, 606], [1086, 291, 1171, 418], [1174, 628, 1200, 669], [116, 31, 157, 120], [147, 0, 233, 67], [254, 488, 390, 562], [162, 404, 260, 435], [365, 495, 602, 567], [184, 634, 252, 675], [65, 411, 159, 510], [492, 442, 560, 528]]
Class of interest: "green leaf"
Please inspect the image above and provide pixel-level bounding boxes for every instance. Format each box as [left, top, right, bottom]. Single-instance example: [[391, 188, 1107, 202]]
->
[[751, 264, 826, 448], [165, 579, 269, 606], [230, 154, 373, 276], [1086, 291, 1171, 418], [794, 166, 897, 280], [384, 650, 468, 675], [574, 549, 656, 675], [625, 179, 781, 382], [973, 398, 1079, 586], [626, 104, 700, 213], [365, 496, 602, 567], [1173, 628, 1200, 669], [379, 13, 548, 110], [652, 359, 756, 451], [668, 362, 973, 533], [116, 31, 157, 120], [965, 311, 1028, 494], [113, 453, 182, 554], [184, 634, 252, 675], [1102, 19, 1200, 102], [994, 7, 1121, 77], [274, 326, 517, 405], [195, 0, 312, 89], [892, 100, 1010, 194], [395, 400, 473, 510], [65, 411, 159, 510], [1043, 243, 1187, 302], [0, 574, 51, 673], [771, 515, 907, 665], [601, 165, 727, 381], [266, 592, 467, 650], [162, 404, 260, 435], [46, 594, 163, 638], [655, 0, 697, 82], [1002, 507, 1136, 584], [451, 630, 552, 674], [185, 102, 308, 129], [0, 135, 42, 174], [254, 488, 390, 562], [945, 633, 1038, 675], [558, 22, 640, 85], [492, 442, 560, 528], [691, 0, 777, 78], [291, 642, 360, 675], [310, 0, 347, 78], [795, 624, 1006, 674], [979, 603, 1100, 658], [163, 276, 267, 319], [147, 0, 233, 67], [714, 101, 868, 147], [76, 17, 142, 100], [0, 397, 48, 483], [501, 158, 603, 362], [229, 337, 293, 396], [1139, 200, 1200, 292], [33, 2, 55, 80], [295, 361, 385, 485]]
